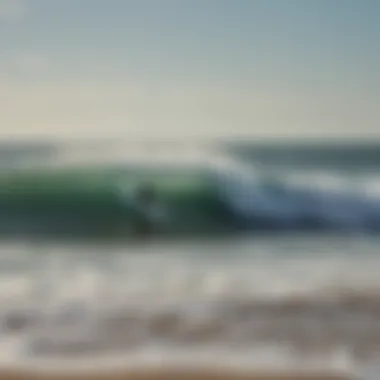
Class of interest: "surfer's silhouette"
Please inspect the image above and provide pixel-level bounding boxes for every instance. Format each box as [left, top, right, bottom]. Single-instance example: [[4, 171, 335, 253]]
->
[[133, 181, 162, 235]]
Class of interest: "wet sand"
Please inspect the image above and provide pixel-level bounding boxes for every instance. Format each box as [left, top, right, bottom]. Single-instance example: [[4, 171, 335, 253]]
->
[[0, 368, 352, 380]]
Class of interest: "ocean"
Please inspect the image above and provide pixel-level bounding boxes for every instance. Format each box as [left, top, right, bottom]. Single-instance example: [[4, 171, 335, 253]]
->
[[0, 139, 379, 380]]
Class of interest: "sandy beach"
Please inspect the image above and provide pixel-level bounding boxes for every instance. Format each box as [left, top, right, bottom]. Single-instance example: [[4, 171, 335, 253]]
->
[[0, 367, 353, 380]]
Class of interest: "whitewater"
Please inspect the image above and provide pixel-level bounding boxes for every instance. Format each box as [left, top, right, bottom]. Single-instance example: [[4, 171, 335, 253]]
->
[[0, 140, 378, 379]]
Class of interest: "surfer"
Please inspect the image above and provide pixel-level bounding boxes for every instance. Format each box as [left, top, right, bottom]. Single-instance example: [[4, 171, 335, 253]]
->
[[133, 181, 165, 235]]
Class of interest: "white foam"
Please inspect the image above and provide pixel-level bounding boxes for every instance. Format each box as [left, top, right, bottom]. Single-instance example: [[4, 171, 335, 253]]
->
[[46, 141, 236, 171], [0, 237, 377, 367]]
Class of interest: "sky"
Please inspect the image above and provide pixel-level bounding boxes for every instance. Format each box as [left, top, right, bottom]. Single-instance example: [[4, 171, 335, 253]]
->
[[0, 0, 379, 140]]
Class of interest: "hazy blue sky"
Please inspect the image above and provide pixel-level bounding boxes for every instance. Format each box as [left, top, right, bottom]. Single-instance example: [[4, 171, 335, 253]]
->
[[0, 0, 379, 139]]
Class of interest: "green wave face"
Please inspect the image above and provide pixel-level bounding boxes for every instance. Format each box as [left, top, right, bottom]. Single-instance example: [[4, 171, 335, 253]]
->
[[0, 165, 234, 236]]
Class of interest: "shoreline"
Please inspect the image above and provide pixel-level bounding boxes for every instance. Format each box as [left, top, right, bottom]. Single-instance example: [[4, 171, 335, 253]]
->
[[0, 368, 353, 380]]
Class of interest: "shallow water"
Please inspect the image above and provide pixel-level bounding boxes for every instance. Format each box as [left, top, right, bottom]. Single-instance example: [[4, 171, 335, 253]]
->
[[0, 233, 377, 379]]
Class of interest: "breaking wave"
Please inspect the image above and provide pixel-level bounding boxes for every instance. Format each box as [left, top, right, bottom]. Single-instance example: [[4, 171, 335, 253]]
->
[[0, 142, 379, 237]]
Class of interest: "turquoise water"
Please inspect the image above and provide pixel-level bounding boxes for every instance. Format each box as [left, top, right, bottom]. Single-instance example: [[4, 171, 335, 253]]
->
[[0, 165, 231, 237]]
